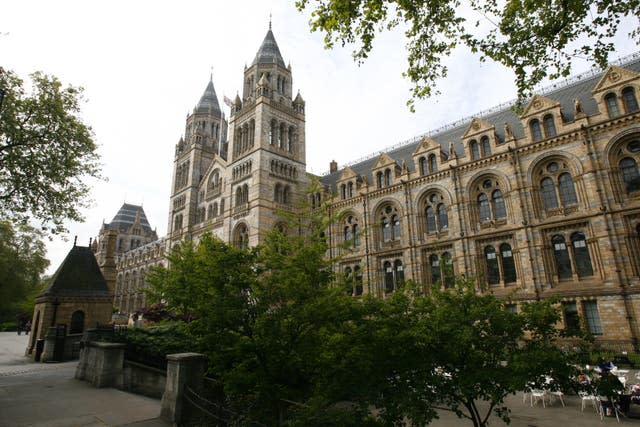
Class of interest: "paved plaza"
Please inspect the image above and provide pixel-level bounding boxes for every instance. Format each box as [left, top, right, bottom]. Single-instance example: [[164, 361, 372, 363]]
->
[[2, 331, 640, 426]]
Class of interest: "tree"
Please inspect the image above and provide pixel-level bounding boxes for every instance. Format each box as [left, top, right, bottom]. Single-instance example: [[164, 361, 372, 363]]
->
[[0, 221, 49, 323], [0, 68, 101, 234], [295, 0, 639, 109]]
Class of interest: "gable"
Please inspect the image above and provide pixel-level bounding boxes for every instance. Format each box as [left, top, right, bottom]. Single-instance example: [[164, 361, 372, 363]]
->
[[593, 66, 640, 94], [521, 94, 561, 118], [413, 137, 440, 155], [462, 118, 494, 139], [372, 153, 397, 170], [338, 167, 357, 182]]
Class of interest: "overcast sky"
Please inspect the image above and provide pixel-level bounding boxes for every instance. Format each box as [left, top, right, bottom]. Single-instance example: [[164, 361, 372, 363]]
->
[[2, 0, 638, 275]]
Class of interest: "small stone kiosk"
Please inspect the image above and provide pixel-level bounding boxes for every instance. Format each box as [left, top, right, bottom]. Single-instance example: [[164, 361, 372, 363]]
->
[[26, 242, 113, 362]]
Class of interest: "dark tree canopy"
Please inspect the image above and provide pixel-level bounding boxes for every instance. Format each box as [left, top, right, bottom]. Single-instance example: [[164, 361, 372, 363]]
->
[[0, 68, 102, 234], [295, 0, 640, 109]]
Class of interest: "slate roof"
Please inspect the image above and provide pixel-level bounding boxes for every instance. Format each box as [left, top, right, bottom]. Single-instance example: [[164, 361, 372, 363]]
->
[[319, 55, 640, 192], [38, 245, 110, 298], [195, 78, 221, 116], [106, 203, 153, 233], [252, 28, 286, 67]]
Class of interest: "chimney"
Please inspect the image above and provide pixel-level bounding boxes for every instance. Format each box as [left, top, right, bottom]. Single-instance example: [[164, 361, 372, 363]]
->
[[329, 160, 338, 173]]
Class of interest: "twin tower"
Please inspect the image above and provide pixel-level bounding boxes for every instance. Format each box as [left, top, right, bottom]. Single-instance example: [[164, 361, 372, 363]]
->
[[168, 26, 307, 248]]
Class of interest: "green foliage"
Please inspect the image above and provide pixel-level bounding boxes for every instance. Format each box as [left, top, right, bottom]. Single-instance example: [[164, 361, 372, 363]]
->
[[121, 321, 197, 360], [0, 68, 102, 234], [0, 221, 49, 323], [295, 0, 639, 109]]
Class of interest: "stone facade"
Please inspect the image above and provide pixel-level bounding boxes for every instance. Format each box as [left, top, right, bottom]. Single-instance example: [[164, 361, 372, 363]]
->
[[319, 61, 640, 349], [103, 25, 640, 348]]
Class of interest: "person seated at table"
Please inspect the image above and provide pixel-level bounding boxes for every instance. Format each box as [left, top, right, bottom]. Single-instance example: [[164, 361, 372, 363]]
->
[[598, 358, 616, 373], [578, 373, 590, 386]]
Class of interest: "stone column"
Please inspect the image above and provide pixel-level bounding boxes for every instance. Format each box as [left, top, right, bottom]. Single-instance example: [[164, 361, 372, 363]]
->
[[160, 352, 206, 424]]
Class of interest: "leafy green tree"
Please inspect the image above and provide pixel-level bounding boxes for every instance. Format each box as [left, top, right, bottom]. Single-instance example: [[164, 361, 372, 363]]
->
[[0, 221, 49, 322], [295, 0, 639, 108], [0, 68, 101, 234]]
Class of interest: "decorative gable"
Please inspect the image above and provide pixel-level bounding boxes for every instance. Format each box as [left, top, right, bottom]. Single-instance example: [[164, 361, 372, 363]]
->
[[462, 118, 494, 139], [412, 137, 440, 156], [372, 153, 397, 171], [521, 94, 561, 118], [592, 66, 640, 94], [338, 167, 357, 183]]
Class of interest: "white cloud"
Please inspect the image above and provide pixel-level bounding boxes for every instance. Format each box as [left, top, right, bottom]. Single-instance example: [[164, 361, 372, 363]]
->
[[1, 0, 637, 274]]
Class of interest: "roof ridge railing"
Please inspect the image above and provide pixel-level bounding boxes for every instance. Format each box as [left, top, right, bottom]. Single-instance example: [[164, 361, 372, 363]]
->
[[320, 51, 640, 176]]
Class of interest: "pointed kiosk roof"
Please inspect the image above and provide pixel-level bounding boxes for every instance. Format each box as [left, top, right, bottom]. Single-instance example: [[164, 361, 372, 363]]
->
[[38, 245, 110, 298], [252, 26, 286, 67], [107, 203, 153, 233], [195, 77, 222, 115]]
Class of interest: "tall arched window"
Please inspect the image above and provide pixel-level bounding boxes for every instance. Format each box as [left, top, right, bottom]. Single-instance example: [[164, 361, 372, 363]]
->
[[492, 190, 506, 219], [269, 120, 276, 145], [344, 267, 353, 295], [437, 203, 448, 230], [622, 87, 639, 113], [384, 261, 394, 293], [571, 232, 594, 277], [543, 114, 556, 138], [540, 177, 558, 210], [428, 153, 437, 173], [384, 169, 392, 186], [530, 119, 543, 141], [481, 136, 491, 156], [354, 266, 363, 295], [558, 172, 578, 205], [552, 235, 572, 279], [394, 260, 404, 287], [485, 246, 500, 285], [282, 186, 291, 205], [341, 184, 346, 200], [478, 193, 491, 223], [392, 215, 400, 239], [500, 243, 517, 283], [605, 93, 620, 118], [442, 252, 454, 287], [620, 157, 640, 192], [70, 311, 85, 334], [377, 171, 384, 188], [279, 123, 286, 148], [344, 224, 352, 243], [470, 140, 480, 160], [425, 206, 436, 232], [288, 126, 294, 152], [419, 157, 427, 176], [381, 217, 390, 241]]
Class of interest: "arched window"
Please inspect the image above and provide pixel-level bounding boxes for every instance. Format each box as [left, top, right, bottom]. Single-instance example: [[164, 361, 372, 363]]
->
[[538, 160, 578, 212], [233, 224, 249, 249], [394, 260, 404, 287], [552, 235, 572, 279], [354, 266, 363, 295], [500, 243, 517, 283], [425, 206, 436, 233], [288, 126, 294, 152], [344, 267, 353, 295], [484, 246, 500, 285], [622, 87, 639, 113], [543, 114, 556, 138], [571, 232, 593, 277], [605, 92, 620, 118], [428, 153, 437, 173], [480, 136, 491, 156], [620, 157, 640, 192], [347, 182, 354, 198], [442, 252, 454, 288], [279, 123, 286, 148], [492, 190, 506, 219], [530, 119, 543, 141], [419, 157, 427, 176], [353, 223, 360, 247], [283, 186, 291, 205], [344, 225, 352, 243], [478, 193, 490, 223], [470, 140, 480, 160], [69, 310, 85, 334], [377, 171, 384, 188], [437, 203, 448, 230], [558, 172, 578, 205], [384, 169, 392, 186], [380, 205, 400, 242], [540, 177, 558, 210], [269, 120, 276, 145], [341, 184, 346, 200]]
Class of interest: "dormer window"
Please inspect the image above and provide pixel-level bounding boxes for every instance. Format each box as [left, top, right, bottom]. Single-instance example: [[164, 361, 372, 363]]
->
[[530, 119, 543, 142], [428, 153, 438, 173], [470, 140, 480, 160], [480, 136, 491, 156], [543, 114, 556, 138], [419, 157, 427, 176], [622, 87, 639, 113], [605, 92, 620, 118]]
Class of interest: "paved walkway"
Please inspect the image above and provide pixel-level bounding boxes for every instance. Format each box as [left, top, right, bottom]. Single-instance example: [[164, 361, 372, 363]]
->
[[0, 332, 169, 427], [3, 331, 640, 426]]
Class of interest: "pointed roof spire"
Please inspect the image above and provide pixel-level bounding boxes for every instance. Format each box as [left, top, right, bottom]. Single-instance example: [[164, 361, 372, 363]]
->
[[252, 22, 285, 67], [195, 77, 221, 115]]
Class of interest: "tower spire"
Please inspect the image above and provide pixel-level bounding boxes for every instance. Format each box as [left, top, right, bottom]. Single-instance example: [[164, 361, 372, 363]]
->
[[269, 12, 272, 30]]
